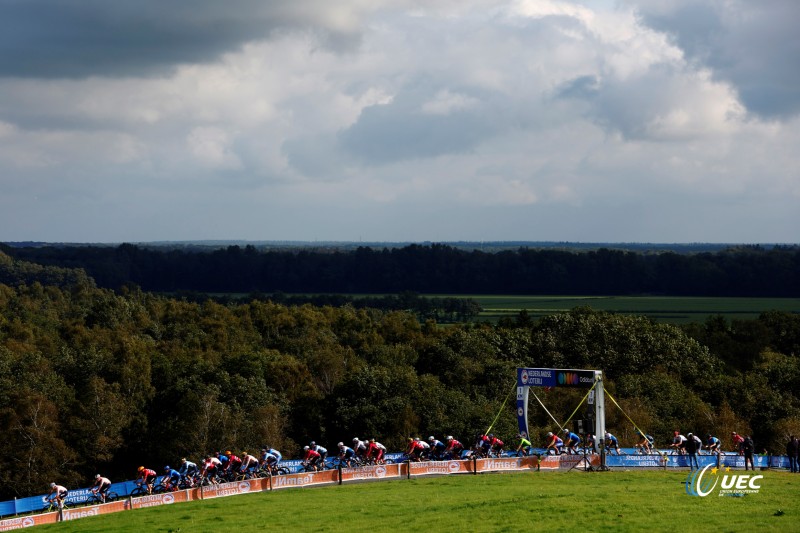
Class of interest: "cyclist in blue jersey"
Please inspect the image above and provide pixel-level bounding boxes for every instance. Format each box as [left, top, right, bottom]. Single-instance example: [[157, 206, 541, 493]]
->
[[705, 434, 721, 454], [428, 436, 447, 460], [634, 430, 654, 454], [604, 432, 621, 455], [179, 458, 198, 486], [310, 441, 328, 463], [337, 442, 356, 466], [261, 447, 282, 473], [562, 429, 581, 454], [162, 466, 181, 490]]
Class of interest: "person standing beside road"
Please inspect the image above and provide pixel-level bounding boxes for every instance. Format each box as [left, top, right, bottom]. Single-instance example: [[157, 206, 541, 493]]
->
[[743, 435, 755, 470], [787, 435, 799, 473], [685, 433, 700, 470]]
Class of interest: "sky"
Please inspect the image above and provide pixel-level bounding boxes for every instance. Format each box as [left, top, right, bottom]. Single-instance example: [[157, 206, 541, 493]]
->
[[1, 0, 798, 244]]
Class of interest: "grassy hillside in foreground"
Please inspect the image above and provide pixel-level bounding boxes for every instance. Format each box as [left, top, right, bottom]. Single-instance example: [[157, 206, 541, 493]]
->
[[38, 470, 799, 533]]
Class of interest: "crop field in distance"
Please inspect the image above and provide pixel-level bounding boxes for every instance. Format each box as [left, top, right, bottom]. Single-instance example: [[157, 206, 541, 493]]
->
[[39, 469, 799, 532], [463, 295, 800, 324]]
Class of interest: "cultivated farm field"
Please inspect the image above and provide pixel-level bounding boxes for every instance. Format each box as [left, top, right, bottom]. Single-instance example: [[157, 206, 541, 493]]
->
[[468, 295, 800, 324], [37, 470, 799, 532]]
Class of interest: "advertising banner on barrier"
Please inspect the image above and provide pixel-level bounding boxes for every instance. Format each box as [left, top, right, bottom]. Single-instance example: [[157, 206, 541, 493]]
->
[[341, 464, 402, 482], [130, 489, 192, 509], [538, 454, 600, 470], [475, 457, 540, 473], [270, 470, 339, 490], [0, 512, 58, 531], [605, 454, 668, 468], [61, 500, 128, 521], [406, 460, 472, 477], [201, 479, 265, 500]]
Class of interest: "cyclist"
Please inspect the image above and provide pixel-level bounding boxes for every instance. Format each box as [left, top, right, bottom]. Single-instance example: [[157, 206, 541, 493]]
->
[[544, 432, 563, 455], [475, 434, 492, 457], [405, 438, 423, 461], [225, 450, 243, 478], [261, 447, 282, 474], [216, 451, 230, 472], [428, 436, 446, 460], [562, 429, 581, 454], [670, 431, 687, 454], [240, 452, 260, 476], [604, 432, 622, 455], [366, 439, 386, 464], [47, 482, 68, 509], [310, 441, 328, 464], [179, 458, 199, 486], [201, 455, 222, 484], [488, 434, 505, 457], [634, 430, 654, 454], [163, 466, 181, 491], [91, 474, 111, 503], [515, 434, 532, 456], [705, 434, 721, 454], [337, 442, 357, 467], [444, 436, 465, 459], [352, 438, 368, 461], [302, 445, 323, 471], [136, 466, 157, 494]]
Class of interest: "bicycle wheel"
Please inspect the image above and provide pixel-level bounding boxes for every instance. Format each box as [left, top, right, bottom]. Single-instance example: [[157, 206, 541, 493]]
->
[[129, 487, 148, 497]]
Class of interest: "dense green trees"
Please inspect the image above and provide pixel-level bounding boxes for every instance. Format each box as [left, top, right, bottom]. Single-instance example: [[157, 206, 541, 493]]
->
[[5, 243, 799, 296], [0, 250, 799, 500]]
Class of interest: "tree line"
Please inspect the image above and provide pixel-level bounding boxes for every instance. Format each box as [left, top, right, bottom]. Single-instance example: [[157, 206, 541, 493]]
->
[[0, 251, 798, 500], [2, 242, 799, 296]]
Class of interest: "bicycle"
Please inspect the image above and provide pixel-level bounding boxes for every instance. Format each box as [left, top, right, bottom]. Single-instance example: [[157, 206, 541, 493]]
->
[[42, 497, 71, 513], [83, 490, 119, 506]]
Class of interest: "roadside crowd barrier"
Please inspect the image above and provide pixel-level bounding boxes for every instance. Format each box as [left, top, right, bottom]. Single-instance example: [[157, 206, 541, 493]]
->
[[0, 451, 792, 530]]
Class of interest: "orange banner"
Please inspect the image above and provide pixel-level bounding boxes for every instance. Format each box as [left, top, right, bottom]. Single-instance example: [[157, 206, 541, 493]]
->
[[199, 479, 266, 499], [474, 456, 541, 472], [270, 470, 339, 490], [340, 463, 402, 482], [406, 460, 474, 476], [0, 513, 58, 531], [60, 500, 127, 521], [129, 489, 191, 509]]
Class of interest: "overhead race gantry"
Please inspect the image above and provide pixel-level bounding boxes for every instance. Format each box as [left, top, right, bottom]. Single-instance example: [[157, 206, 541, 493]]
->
[[516, 367, 605, 446]]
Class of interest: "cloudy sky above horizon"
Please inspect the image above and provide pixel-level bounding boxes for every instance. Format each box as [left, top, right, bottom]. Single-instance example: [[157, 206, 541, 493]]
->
[[1, 0, 798, 243]]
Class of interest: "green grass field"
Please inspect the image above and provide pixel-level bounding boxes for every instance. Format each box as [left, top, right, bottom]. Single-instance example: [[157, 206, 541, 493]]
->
[[467, 295, 800, 324], [36, 470, 799, 532]]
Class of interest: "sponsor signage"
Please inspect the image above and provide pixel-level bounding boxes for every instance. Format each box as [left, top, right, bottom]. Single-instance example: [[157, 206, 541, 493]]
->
[[271, 470, 338, 490], [517, 368, 596, 388]]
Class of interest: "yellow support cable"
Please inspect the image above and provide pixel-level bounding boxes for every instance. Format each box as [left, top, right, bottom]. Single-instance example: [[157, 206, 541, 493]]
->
[[603, 386, 647, 437], [484, 383, 515, 435]]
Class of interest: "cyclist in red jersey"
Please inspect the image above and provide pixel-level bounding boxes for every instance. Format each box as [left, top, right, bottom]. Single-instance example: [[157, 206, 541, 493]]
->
[[302, 446, 323, 471], [136, 466, 157, 494], [444, 436, 464, 459], [366, 439, 386, 464]]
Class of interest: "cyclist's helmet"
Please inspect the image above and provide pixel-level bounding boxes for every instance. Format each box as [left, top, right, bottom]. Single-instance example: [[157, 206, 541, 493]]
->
[[370, 438, 375, 443], [446, 435, 453, 441], [138, 466, 144, 472], [226, 450, 232, 455], [181, 458, 187, 463], [338, 442, 344, 447], [707, 434, 712, 438], [428, 436, 435, 441], [95, 474, 101, 479], [488, 434, 494, 438], [414, 437, 420, 442], [164, 466, 170, 471], [353, 438, 359, 443], [687, 433, 693, 437], [563, 428, 569, 434], [546, 432, 553, 437], [310, 441, 316, 447], [50, 482, 56, 488], [303, 445, 309, 450]]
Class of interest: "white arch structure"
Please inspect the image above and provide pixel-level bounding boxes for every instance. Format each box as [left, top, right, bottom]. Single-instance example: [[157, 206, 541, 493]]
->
[[516, 367, 605, 446]]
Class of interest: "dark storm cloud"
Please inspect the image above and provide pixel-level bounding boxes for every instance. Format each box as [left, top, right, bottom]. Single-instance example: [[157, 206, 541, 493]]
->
[[631, 0, 800, 119], [0, 0, 356, 78]]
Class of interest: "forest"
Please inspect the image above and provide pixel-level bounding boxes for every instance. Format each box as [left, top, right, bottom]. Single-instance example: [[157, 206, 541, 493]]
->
[[0, 249, 799, 500], [2, 242, 799, 296]]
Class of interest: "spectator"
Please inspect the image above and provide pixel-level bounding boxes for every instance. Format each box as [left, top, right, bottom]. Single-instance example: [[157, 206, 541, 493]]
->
[[742, 435, 755, 470], [787, 435, 799, 474], [685, 433, 700, 471]]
